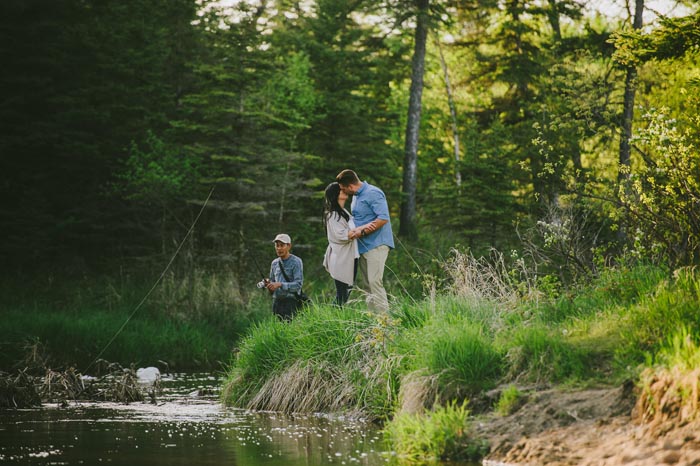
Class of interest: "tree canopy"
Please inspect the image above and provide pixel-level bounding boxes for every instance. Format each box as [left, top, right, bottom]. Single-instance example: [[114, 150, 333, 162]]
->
[[1, 0, 698, 284]]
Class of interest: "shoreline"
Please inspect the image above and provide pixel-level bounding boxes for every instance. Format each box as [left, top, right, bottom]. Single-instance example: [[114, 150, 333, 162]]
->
[[475, 384, 700, 466]]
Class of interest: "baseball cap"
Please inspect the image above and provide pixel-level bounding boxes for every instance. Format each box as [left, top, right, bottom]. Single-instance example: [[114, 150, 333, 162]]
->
[[272, 233, 292, 244]]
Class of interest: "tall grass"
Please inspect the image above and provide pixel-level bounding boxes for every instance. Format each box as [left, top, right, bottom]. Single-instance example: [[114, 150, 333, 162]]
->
[[616, 267, 700, 370], [499, 325, 594, 383], [535, 263, 668, 323], [397, 313, 503, 397], [222, 260, 691, 420], [636, 325, 700, 425], [383, 400, 487, 463], [0, 309, 237, 371], [0, 267, 269, 371], [222, 304, 401, 417]]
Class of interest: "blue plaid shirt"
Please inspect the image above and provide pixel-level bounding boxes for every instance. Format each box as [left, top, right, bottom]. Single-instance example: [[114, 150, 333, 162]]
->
[[269, 255, 304, 299]]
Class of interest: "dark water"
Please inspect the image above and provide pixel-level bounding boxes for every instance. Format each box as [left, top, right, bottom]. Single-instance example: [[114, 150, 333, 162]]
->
[[0, 373, 390, 465]]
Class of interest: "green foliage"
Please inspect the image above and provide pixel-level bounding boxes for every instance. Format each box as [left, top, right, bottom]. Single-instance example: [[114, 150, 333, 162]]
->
[[618, 107, 700, 267], [383, 400, 488, 463], [117, 131, 202, 203], [256, 52, 321, 133], [611, 11, 700, 65], [421, 119, 523, 255]]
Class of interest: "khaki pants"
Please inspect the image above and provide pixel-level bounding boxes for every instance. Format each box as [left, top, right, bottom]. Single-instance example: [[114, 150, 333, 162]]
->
[[357, 245, 390, 312]]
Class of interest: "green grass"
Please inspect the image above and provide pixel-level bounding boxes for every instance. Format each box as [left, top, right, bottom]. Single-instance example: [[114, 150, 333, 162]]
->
[[383, 400, 488, 463], [495, 385, 523, 416], [397, 313, 503, 397], [636, 325, 700, 424], [0, 308, 244, 371], [0, 269, 270, 371], [223, 263, 697, 421], [221, 304, 396, 416]]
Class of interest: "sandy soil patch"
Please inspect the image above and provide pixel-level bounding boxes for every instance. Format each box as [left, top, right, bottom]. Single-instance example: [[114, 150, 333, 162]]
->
[[475, 383, 700, 466]]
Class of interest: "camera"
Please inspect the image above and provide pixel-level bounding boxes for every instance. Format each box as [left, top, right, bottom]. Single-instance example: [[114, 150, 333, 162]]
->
[[256, 279, 269, 289]]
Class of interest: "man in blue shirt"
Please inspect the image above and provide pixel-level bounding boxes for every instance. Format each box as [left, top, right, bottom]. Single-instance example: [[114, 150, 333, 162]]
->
[[265, 233, 305, 321], [336, 169, 394, 312]]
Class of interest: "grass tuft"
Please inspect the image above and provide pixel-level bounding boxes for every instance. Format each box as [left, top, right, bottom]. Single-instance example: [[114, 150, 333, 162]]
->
[[636, 326, 700, 425], [383, 400, 488, 462]]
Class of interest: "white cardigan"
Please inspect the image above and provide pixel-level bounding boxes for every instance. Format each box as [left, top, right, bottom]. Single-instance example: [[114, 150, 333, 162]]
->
[[323, 210, 360, 286]]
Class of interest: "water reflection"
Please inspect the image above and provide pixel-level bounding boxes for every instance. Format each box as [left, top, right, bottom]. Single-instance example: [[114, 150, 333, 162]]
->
[[0, 373, 389, 465]]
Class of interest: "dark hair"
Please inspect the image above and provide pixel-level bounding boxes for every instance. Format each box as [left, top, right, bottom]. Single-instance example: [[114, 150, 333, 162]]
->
[[323, 182, 349, 226], [336, 169, 359, 186]]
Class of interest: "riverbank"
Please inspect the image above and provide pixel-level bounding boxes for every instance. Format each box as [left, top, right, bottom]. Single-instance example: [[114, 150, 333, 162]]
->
[[222, 262, 700, 462], [478, 383, 700, 466]]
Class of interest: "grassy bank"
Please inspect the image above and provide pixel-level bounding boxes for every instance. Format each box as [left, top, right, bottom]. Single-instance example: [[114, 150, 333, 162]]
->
[[1, 309, 239, 371], [221, 260, 700, 461], [0, 270, 270, 372]]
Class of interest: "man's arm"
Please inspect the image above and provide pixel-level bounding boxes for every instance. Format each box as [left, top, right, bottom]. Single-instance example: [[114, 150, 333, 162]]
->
[[350, 218, 386, 238]]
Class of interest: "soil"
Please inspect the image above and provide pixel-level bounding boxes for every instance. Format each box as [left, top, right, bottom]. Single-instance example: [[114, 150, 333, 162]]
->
[[474, 383, 700, 466]]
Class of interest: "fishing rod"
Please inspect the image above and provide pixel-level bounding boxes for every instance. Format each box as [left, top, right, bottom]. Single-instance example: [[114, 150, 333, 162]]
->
[[238, 231, 272, 292], [239, 231, 267, 278], [83, 185, 216, 375]]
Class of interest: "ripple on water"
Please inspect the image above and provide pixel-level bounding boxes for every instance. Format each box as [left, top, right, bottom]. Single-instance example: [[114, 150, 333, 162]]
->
[[0, 372, 390, 466]]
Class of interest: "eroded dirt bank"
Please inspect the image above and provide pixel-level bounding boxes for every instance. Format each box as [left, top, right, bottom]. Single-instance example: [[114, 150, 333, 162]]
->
[[476, 384, 700, 466]]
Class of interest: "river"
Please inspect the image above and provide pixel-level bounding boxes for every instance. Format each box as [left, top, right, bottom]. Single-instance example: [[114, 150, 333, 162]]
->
[[0, 372, 391, 465]]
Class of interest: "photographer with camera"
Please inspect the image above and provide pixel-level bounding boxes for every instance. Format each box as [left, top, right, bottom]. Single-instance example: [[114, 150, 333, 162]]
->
[[260, 233, 305, 321]]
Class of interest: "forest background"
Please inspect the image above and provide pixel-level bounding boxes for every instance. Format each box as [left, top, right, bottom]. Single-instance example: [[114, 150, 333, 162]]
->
[[0, 0, 698, 371]]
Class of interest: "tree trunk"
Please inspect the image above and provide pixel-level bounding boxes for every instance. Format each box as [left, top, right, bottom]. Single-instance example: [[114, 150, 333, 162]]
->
[[547, 0, 562, 42], [399, 0, 429, 240], [617, 0, 644, 243], [434, 34, 461, 187]]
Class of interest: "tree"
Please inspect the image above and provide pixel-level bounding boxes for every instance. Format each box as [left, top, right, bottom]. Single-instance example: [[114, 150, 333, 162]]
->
[[0, 0, 199, 271], [399, 0, 430, 240], [616, 0, 644, 245], [434, 34, 462, 187]]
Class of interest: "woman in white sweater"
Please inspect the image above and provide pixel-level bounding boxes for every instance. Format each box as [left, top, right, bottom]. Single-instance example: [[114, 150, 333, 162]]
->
[[323, 182, 359, 306]]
